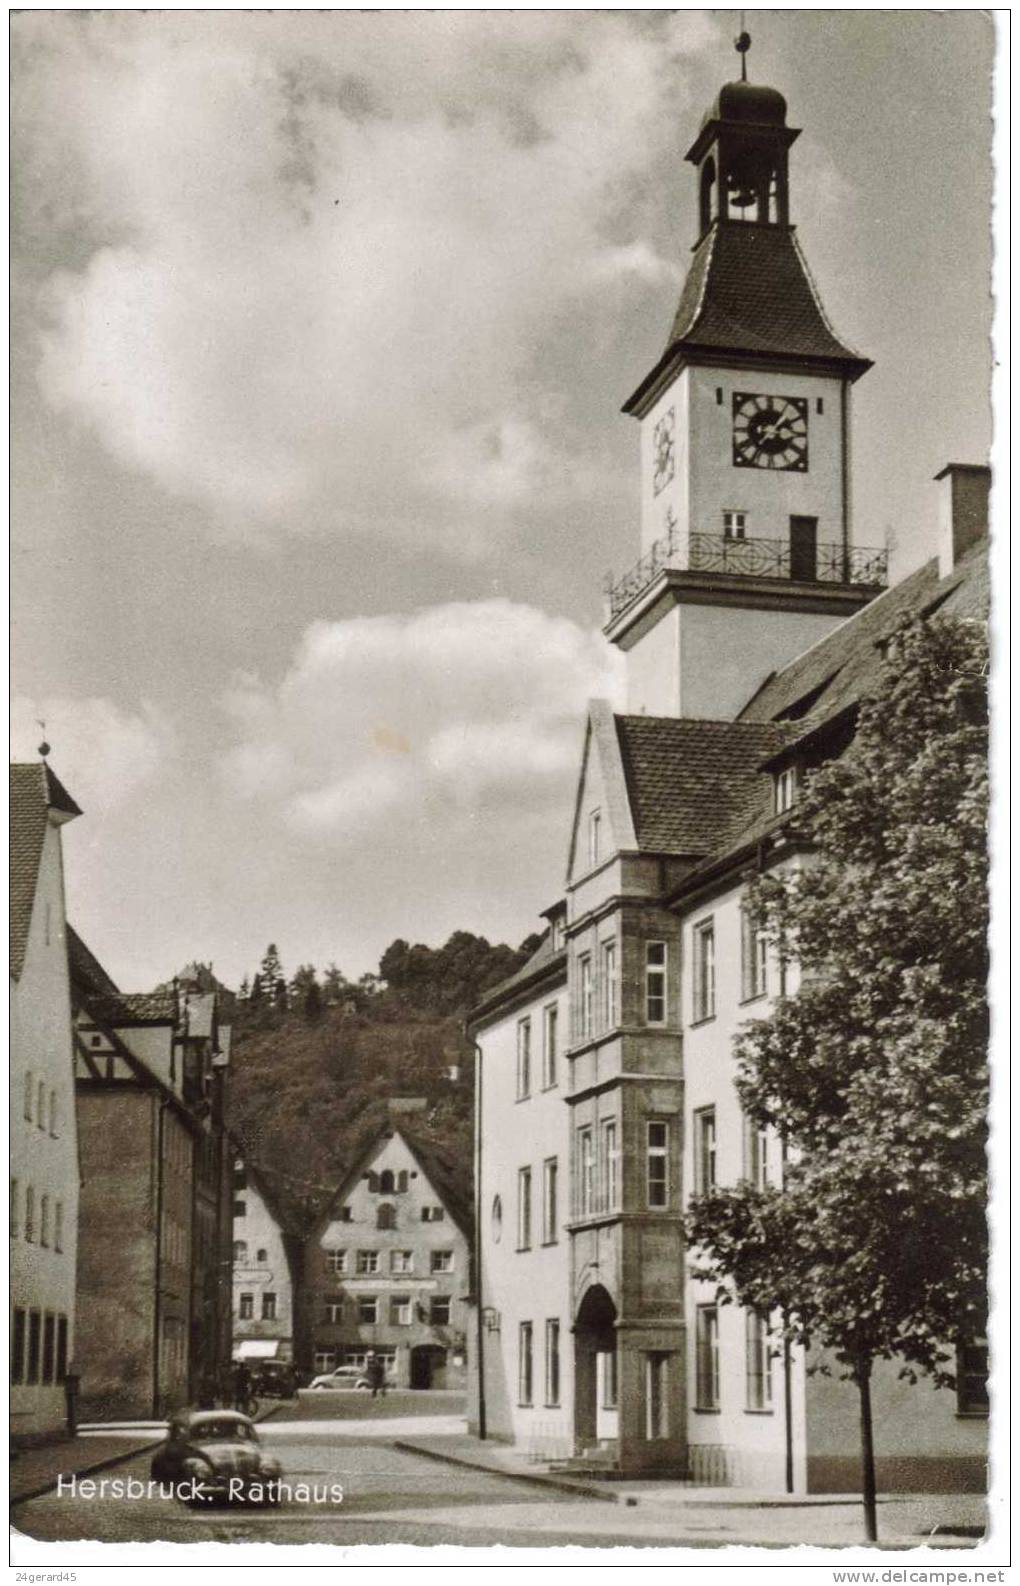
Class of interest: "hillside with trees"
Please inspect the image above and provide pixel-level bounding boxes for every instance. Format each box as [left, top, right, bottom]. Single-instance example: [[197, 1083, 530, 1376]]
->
[[225, 929, 539, 1233]]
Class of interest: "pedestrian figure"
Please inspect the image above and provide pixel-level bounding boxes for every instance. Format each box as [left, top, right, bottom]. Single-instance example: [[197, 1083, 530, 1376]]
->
[[366, 1353, 386, 1399], [232, 1358, 253, 1413]]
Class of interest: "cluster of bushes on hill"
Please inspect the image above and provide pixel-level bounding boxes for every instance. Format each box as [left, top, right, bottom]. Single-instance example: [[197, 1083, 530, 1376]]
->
[[225, 929, 538, 1232]]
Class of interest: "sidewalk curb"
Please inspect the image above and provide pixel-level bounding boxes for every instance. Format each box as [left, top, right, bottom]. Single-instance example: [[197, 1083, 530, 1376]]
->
[[11, 1403, 284, 1508], [392, 1439, 620, 1504]]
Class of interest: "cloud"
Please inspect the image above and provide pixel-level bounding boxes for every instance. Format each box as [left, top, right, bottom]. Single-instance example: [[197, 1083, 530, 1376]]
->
[[16, 11, 720, 549], [10, 695, 172, 813], [219, 598, 624, 848]]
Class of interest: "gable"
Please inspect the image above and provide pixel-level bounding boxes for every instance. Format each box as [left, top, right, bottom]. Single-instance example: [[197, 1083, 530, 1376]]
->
[[566, 700, 638, 886]]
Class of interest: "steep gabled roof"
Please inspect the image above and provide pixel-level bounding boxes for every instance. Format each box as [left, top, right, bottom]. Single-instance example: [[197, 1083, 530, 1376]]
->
[[67, 924, 122, 1002], [737, 541, 987, 730], [315, 1119, 473, 1243], [614, 715, 795, 856], [10, 762, 82, 982]]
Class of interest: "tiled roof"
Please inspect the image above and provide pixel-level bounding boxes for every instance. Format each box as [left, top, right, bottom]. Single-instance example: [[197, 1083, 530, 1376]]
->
[[67, 924, 121, 1000], [614, 715, 795, 856], [87, 990, 178, 1027], [10, 762, 81, 982], [399, 1124, 474, 1241], [664, 222, 870, 371], [737, 542, 988, 729]]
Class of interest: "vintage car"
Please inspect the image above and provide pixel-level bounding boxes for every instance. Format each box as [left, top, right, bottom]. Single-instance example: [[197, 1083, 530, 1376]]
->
[[150, 1410, 282, 1503], [251, 1360, 297, 1398], [307, 1364, 372, 1392]]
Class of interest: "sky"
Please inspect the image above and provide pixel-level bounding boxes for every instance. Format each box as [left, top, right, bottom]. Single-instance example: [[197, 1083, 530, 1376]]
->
[[10, 9, 996, 992]]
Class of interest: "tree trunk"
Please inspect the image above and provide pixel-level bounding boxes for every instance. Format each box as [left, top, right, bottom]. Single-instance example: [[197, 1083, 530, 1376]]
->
[[857, 1352, 878, 1542]]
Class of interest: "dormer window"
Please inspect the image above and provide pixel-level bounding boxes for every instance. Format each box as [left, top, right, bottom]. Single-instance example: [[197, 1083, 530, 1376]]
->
[[723, 509, 747, 541], [775, 766, 797, 814], [588, 809, 602, 868]]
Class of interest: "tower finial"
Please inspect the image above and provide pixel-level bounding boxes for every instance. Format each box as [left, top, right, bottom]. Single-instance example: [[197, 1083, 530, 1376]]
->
[[735, 14, 751, 82]]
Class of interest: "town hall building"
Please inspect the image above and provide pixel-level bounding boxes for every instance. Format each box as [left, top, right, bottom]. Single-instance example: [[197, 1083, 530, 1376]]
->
[[467, 53, 989, 1491]]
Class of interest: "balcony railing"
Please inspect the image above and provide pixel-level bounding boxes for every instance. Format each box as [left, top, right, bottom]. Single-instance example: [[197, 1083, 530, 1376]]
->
[[605, 529, 888, 621]]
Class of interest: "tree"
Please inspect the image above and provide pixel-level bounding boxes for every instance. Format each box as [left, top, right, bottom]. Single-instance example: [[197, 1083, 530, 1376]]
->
[[684, 616, 988, 1540], [322, 963, 346, 1004], [239, 974, 251, 1000]]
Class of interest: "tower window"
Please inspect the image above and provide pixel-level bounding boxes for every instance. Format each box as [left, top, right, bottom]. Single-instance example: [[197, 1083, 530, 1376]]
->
[[816, 397, 824, 415], [723, 510, 747, 541]]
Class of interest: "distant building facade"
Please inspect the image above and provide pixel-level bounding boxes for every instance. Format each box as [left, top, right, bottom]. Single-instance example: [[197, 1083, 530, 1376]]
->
[[300, 1118, 471, 1390], [10, 762, 83, 1439], [232, 1158, 295, 1363], [72, 943, 234, 1419]]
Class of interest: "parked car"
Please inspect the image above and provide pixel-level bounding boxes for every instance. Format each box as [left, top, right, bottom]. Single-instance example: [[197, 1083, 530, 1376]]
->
[[151, 1410, 282, 1504], [306, 1363, 397, 1391], [252, 1360, 297, 1398]]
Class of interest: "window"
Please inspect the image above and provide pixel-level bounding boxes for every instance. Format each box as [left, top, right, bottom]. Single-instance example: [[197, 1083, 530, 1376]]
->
[[338, 1206, 353, 1223], [601, 939, 617, 1028], [326, 1248, 347, 1274], [37, 1080, 46, 1130], [542, 1157, 559, 1244], [542, 1004, 558, 1088], [516, 1018, 532, 1099], [390, 1295, 412, 1326], [775, 766, 797, 814], [816, 396, 824, 415], [421, 1206, 444, 1223], [397, 1170, 409, 1193], [745, 1311, 773, 1411], [491, 1195, 503, 1242], [357, 1297, 378, 1324], [601, 1119, 619, 1212], [314, 1350, 337, 1373], [54, 1201, 64, 1254], [261, 1293, 277, 1321], [233, 1240, 248, 1263], [56, 1315, 68, 1381], [238, 1293, 254, 1320], [646, 1353, 671, 1439], [24, 1185, 35, 1243], [693, 1108, 717, 1197], [645, 942, 667, 1024], [378, 1170, 395, 1194], [40, 1195, 50, 1248], [723, 509, 747, 540], [391, 1250, 413, 1274], [578, 1127, 595, 1217], [588, 809, 602, 868], [692, 919, 716, 1022], [40, 1313, 54, 1383], [545, 1319, 561, 1406], [602, 1347, 619, 1409], [431, 1296, 452, 1326], [695, 1306, 720, 1410], [430, 1250, 454, 1274], [377, 1203, 396, 1230], [233, 1199, 246, 1218], [578, 954, 593, 1040], [10, 1179, 18, 1238], [356, 1250, 380, 1275], [517, 1167, 532, 1250], [233, 1164, 247, 1189], [322, 1301, 344, 1323], [48, 1091, 58, 1137], [12, 1308, 26, 1384], [518, 1321, 534, 1405], [257, 1248, 268, 1263], [550, 915, 564, 952], [646, 1121, 669, 1208], [24, 1071, 32, 1122], [956, 1340, 989, 1415], [26, 1311, 42, 1385], [741, 905, 768, 1001], [743, 1115, 769, 1188]]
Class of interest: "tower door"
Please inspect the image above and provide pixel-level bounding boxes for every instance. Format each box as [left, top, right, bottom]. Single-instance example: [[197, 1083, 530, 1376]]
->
[[789, 516, 818, 582]]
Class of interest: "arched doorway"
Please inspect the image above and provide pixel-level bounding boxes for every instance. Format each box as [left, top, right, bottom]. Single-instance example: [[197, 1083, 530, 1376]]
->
[[573, 1284, 618, 1457]]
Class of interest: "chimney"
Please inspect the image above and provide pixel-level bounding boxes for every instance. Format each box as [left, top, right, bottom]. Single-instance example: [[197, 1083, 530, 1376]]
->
[[935, 463, 990, 576]]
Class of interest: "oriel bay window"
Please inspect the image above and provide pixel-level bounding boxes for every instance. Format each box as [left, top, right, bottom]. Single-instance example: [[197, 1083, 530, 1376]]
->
[[577, 1127, 595, 1217], [577, 954, 593, 1041], [645, 941, 667, 1024], [646, 1121, 670, 1208], [601, 1118, 620, 1211], [601, 939, 617, 1029]]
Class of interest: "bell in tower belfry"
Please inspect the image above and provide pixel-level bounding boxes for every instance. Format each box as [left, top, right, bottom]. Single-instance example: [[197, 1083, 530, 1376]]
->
[[691, 39, 796, 233]]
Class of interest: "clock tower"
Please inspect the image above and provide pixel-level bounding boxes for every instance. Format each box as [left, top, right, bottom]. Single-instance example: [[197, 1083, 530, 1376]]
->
[[606, 43, 887, 721]]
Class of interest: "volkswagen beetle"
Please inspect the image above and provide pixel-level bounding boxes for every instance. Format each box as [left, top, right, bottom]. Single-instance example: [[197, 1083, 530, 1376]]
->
[[151, 1409, 282, 1504]]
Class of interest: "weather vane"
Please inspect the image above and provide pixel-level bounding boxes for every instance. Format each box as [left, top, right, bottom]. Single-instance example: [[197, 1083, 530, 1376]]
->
[[735, 12, 751, 81]]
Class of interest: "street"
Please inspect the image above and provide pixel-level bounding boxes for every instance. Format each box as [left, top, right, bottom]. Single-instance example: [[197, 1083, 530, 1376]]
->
[[11, 1392, 686, 1550]]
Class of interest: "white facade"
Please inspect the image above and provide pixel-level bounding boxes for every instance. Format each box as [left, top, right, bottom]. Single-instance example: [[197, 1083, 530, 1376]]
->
[[472, 972, 573, 1458], [233, 1165, 294, 1359], [10, 774, 81, 1437]]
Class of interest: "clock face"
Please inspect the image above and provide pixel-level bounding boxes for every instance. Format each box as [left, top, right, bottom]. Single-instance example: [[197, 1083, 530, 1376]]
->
[[652, 407, 676, 496], [732, 393, 809, 472]]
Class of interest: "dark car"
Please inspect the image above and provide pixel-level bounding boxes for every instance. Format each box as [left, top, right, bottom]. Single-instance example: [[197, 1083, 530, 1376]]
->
[[151, 1410, 282, 1504], [252, 1360, 297, 1398]]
